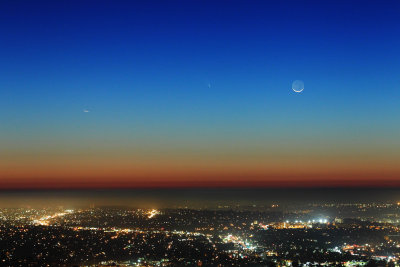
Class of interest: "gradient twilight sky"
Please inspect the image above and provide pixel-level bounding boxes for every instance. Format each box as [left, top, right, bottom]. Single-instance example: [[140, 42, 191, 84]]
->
[[1, 0, 400, 188]]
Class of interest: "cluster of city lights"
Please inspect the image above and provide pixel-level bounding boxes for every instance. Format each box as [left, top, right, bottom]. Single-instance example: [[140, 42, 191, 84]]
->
[[33, 209, 74, 226]]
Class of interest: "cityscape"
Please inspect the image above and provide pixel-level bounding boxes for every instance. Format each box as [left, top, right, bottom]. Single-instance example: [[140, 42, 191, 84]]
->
[[2, 190, 400, 266]]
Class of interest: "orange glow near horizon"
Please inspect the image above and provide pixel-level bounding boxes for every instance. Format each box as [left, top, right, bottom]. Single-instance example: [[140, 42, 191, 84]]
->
[[1, 140, 399, 189], [0, 170, 400, 189]]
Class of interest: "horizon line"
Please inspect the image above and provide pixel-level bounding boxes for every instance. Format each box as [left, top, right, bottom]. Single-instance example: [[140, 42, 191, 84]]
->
[[0, 179, 399, 190]]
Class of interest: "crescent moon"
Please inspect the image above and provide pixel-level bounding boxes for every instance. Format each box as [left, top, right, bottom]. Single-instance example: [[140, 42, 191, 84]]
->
[[292, 80, 304, 93]]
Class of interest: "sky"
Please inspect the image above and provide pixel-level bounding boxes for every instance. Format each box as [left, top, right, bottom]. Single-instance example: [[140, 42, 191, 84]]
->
[[0, 0, 399, 189]]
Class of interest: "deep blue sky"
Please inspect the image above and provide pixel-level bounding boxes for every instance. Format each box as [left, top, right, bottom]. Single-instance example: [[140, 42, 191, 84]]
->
[[0, 1, 399, 186]]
